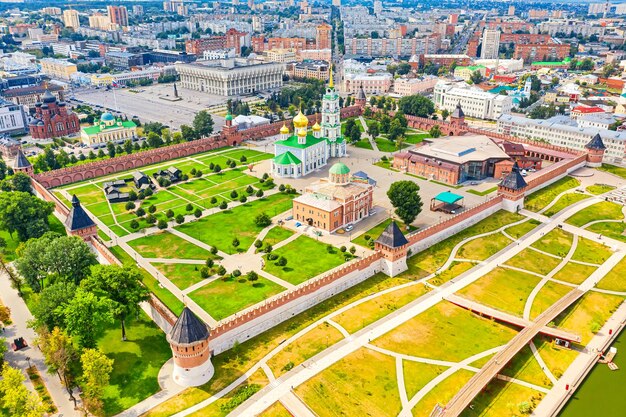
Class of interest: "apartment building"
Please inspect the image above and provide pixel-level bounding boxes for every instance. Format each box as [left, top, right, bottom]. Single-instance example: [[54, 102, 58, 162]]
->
[[434, 81, 512, 120]]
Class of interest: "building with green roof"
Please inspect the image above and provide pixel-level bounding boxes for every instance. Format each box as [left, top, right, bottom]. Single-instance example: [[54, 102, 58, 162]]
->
[[273, 73, 347, 178], [80, 112, 137, 146]]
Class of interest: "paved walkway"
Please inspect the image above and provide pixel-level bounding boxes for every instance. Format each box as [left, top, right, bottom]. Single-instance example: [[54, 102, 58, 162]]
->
[[0, 271, 81, 417]]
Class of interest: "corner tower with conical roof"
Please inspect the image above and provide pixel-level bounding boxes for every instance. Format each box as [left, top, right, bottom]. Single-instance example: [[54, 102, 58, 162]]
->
[[12, 148, 33, 176], [498, 162, 527, 212], [167, 307, 214, 387], [585, 133, 606, 167], [375, 221, 409, 277], [65, 195, 97, 240]]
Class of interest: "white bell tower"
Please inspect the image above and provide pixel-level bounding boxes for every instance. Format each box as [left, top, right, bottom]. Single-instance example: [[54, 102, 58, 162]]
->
[[321, 67, 341, 142]]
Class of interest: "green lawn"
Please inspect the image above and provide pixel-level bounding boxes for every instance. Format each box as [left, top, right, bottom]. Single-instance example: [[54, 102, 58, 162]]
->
[[571, 237, 613, 264], [597, 258, 626, 292], [566, 201, 624, 227], [500, 345, 553, 388], [99, 312, 171, 416], [586, 221, 626, 242], [586, 184, 616, 195], [598, 163, 626, 179], [413, 370, 473, 417], [404, 132, 430, 144], [297, 348, 402, 417], [543, 193, 591, 217], [456, 233, 512, 261], [108, 246, 184, 315], [406, 210, 525, 279], [373, 301, 518, 362], [505, 249, 562, 276], [352, 139, 373, 150], [261, 226, 294, 247], [175, 193, 295, 254], [531, 228, 573, 257], [188, 275, 285, 321], [152, 263, 206, 290], [553, 262, 597, 285], [459, 379, 543, 417], [263, 236, 347, 285], [504, 219, 541, 239], [375, 136, 407, 152], [467, 186, 498, 196], [530, 280, 573, 320], [524, 177, 580, 212], [128, 231, 215, 260], [457, 267, 541, 317]]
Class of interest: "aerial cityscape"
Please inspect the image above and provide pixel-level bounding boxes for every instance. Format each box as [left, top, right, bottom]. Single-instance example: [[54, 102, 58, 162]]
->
[[1, 0, 626, 416]]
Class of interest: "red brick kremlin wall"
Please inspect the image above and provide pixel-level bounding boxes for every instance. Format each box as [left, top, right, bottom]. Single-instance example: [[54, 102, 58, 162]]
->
[[35, 106, 364, 189]]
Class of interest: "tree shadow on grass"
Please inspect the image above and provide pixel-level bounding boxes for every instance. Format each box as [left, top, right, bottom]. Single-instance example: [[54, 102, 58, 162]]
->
[[281, 267, 294, 273], [252, 282, 266, 288]]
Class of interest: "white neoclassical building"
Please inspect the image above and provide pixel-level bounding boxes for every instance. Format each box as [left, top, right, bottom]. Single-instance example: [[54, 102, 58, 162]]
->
[[80, 112, 137, 146], [273, 72, 347, 178], [175, 58, 284, 96]]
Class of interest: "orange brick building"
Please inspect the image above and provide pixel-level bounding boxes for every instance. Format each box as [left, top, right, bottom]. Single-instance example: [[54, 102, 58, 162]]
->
[[316, 23, 332, 50], [292, 163, 374, 233], [514, 43, 570, 63]]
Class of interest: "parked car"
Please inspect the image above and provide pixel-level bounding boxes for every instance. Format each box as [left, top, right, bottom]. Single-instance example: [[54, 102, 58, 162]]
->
[[345, 224, 354, 232]]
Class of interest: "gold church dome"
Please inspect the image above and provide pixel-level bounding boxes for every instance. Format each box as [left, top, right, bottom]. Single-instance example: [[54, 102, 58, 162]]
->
[[293, 111, 309, 129], [280, 124, 289, 134], [297, 127, 307, 137], [312, 122, 321, 131]]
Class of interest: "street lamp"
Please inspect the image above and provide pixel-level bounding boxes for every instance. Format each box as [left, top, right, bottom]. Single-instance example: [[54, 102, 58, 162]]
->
[[26, 356, 31, 369]]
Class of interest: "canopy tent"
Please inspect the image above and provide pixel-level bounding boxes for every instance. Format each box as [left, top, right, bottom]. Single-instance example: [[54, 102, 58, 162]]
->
[[430, 191, 465, 213]]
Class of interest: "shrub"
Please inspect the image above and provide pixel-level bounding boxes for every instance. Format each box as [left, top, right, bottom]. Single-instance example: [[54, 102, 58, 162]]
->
[[239, 196, 247, 203], [186, 203, 193, 211], [146, 214, 157, 224], [213, 165, 221, 173], [195, 170, 203, 177], [276, 256, 287, 266], [157, 219, 167, 229], [206, 258, 214, 268], [129, 219, 139, 229], [190, 168, 197, 175], [176, 214, 184, 224], [282, 362, 294, 372], [166, 209, 174, 218], [232, 237, 240, 248], [128, 190, 138, 201], [210, 246, 218, 255], [210, 196, 218, 204], [246, 271, 258, 282], [340, 245, 346, 252], [264, 244, 273, 253], [136, 207, 146, 217], [219, 201, 228, 210], [125, 201, 136, 210], [137, 191, 145, 200], [148, 205, 157, 213], [349, 246, 356, 255], [217, 265, 227, 275], [326, 244, 334, 253], [240, 155, 247, 162], [262, 173, 269, 180], [200, 267, 210, 278], [381, 155, 388, 161], [194, 208, 202, 218], [364, 234, 371, 241], [246, 185, 254, 195], [209, 162, 215, 170], [256, 189, 264, 198], [254, 240, 263, 248], [232, 269, 241, 277], [230, 190, 238, 199], [144, 188, 153, 196], [279, 184, 286, 192]]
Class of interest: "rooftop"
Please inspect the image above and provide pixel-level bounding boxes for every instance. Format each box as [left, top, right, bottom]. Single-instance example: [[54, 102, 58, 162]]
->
[[168, 307, 210, 345], [411, 135, 509, 165]]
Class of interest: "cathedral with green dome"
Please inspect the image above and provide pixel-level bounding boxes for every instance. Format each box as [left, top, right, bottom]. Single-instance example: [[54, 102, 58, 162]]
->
[[272, 71, 347, 178]]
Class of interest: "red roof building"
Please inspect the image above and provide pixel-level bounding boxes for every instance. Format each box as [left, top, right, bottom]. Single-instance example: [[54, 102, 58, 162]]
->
[[29, 91, 80, 140], [571, 105, 605, 120]]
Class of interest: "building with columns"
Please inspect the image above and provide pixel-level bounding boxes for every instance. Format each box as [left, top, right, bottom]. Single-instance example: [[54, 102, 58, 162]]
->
[[175, 58, 284, 96], [80, 112, 137, 146], [273, 72, 347, 178], [292, 162, 374, 233]]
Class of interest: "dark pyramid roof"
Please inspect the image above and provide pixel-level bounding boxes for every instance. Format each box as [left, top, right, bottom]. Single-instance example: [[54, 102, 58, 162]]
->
[[64, 194, 96, 231], [42, 90, 56, 103], [13, 149, 31, 169], [168, 307, 210, 345], [451, 103, 465, 119], [585, 133, 606, 150], [357, 86, 366, 100], [500, 162, 527, 190], [375, 221, 409, 248]]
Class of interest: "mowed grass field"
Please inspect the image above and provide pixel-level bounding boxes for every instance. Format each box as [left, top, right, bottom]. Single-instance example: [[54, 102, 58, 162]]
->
[[53, 148, 272, 237]]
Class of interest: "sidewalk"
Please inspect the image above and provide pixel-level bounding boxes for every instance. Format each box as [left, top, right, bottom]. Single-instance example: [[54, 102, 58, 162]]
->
[[0, 271, 81, 416]]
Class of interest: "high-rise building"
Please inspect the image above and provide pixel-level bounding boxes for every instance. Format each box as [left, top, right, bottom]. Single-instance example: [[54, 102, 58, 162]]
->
[[248, 0, 254, 9], [332, 0, 341, 6], [107, 5, 129, 28], [316, 23, 332, 50], [374, 0, 383, 15], [43, 7, 62, 15], [480, 29, 500, 60], [63, 9, 80, 29], [508, 5, 515, 16], [132, 5, 144, 16]]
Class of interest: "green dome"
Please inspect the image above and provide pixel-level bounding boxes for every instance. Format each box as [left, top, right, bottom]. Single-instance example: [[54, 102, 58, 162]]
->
[[225, 112, 233, 121], [329, 162, 350, 175], [101, 112, 115, 122]]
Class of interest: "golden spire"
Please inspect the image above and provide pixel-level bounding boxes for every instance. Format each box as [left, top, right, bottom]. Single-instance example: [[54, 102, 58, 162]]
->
[[329, 65, 334, 89]]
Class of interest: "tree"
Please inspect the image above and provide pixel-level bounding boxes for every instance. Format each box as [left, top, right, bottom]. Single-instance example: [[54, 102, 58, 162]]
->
[[63, 288, 113, 348], [441, 109, 450, 121], [232, 237, 240, 249], [80, 348, 113, 413], [37, 327, 78, 405], [186, 203, 193, 212], [130, 219, 139, 229], [397, 62, 411, 75], [157, 219, 167, 229], [193, 110, 214, 138], [429, 125, 442, 138], [83, 264, 150, 341], [276, 256, 287, 267], [255, 213, 271, 227], [213, 164, 221, 174], [219, 201, 228, 210], [15, 234, 97, 292], [387, 181, 423, 226], [469, 70, 484, 85], [246, 271, 259, 282], [0, 365, 47, 416], [176, 214, 185, 224], [124, 139, 133, 154], [147, 132, 163, 148], [136, 207, 146, 217], [388, 119, 406, 141], [349, 127, 361, 143], [368, 121, 380, 138], [230, 190, 238, 199], [256, 189, 264, 198], [239, 196, 247, 203], [148, 205, 157, 214], [0, 191, 54, 241], [107, 141, 116, 158], [194, 208, 203, 217], [166, 209, 175, 218], [7, 172, 32, 193], [180, 124, 197, 141], [397, 95, 435, 117], [31, 282, 76, 330], [125, 201, 136, 211], [145, 214, 157, 224], [246, 185, 254, 195]]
